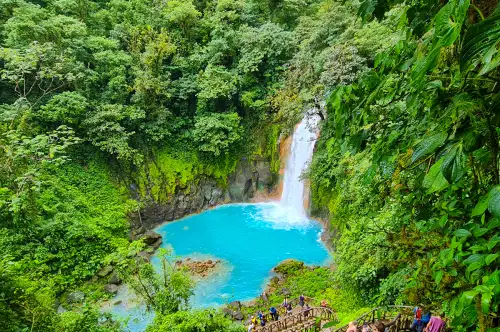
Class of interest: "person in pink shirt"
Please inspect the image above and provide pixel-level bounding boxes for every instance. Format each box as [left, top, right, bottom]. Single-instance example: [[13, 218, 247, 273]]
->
[[425, 313, 446, 332]]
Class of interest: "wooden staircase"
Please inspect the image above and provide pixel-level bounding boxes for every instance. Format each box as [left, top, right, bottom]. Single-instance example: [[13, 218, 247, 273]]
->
[[257, 306, 336, 332], [254, 303, 415, 331], [248, 296, 414, 332]]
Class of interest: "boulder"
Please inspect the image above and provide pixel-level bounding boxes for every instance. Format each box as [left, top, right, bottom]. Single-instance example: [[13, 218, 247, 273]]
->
[[67, 291, 85, 304], [228, 300, 241, 310], [97, 265, 113, 277], [150, 238, 163, 250], [273, 259, 305, 275], [270, 276, 280, 285], [232, 311, 244, 320], [130, 226, 146, 241], [108, 271, 122, 285], [104, 284, 119, 294], [141, 231, 162, 245], [224, 309, 243, 321], [136, 251, 151, 262]]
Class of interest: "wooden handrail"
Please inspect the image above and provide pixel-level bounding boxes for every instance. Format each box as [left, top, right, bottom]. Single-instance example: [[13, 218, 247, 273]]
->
[[253, 295, 325, 326], [333, 306, 414, 332]]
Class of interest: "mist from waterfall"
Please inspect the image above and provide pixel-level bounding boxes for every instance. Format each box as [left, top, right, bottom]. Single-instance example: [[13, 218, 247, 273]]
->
[[278, 113, 320, 222]]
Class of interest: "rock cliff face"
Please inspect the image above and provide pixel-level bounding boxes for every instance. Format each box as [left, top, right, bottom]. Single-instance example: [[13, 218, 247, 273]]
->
[[228, 156, 274, 201], [132, 156, 276, 230]]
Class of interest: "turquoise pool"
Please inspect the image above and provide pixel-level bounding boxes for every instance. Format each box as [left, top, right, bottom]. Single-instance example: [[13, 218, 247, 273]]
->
[[153, 203, 331, 307]]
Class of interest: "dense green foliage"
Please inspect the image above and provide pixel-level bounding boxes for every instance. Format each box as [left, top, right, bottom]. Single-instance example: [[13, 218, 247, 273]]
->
[[125, 249, 194, 316], [304, 0, 500, 330], [1, 0, 499, 330], [0, 0, 303, 329], [147, 309, 245, 332]]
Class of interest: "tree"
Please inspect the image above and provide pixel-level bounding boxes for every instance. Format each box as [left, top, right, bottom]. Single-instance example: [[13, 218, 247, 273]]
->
[[83, 104, 144, 162], [36, 91, 88, 127], [124, 248, 194, 316], [162, 0, 201, 38], [192, 113, 242, 156], [147, 309, 245, 332]]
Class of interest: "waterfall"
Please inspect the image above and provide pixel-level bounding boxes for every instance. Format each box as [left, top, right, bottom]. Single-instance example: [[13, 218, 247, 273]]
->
[[279, 113, 320, 220]]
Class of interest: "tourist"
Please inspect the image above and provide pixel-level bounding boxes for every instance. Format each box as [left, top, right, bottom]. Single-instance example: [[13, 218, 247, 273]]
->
[[286, 302, 293, 316], [421, 309, 431, 330], [424, 313, 446, 332], [257, 310, 263, 321], [299, 294, 305, 307], [346, 321, 357, 332], [320, 299, 328, 308], [282, 297, 289, 308], [410, 306, 423, 331], [260, 314, 266, 327], [270, 306, 278, 321], [411, 306, 432, 332], [373, 321, 385, 332], [303, 304, 311, 318], [251, 315, 258, 326], [247, 323, 254, 332]]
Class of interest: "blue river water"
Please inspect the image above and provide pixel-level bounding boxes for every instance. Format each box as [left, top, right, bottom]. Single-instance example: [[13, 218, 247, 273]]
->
[[105, 203, 330, 331], [154, 203, 331, 307]]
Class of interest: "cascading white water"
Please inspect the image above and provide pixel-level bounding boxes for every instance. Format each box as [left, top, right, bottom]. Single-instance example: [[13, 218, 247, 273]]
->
[[279, 113, 320, 220]]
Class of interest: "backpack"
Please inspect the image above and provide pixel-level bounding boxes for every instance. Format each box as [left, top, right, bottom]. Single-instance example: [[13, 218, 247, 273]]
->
[[415, 307, 422, 321]]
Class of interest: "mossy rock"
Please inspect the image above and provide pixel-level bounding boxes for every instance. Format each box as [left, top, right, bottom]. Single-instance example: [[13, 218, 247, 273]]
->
[[273, 259, 305, 276]]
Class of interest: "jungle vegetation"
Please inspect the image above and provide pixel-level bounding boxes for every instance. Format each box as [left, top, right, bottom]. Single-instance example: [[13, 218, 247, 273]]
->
[[0, 0, 498, 331]]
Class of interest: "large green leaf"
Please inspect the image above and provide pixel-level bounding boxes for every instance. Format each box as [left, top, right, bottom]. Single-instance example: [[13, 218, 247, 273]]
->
[[463, 254, 484, 265], [487, 235, 500, 251], [423, 159, 450, 193], [466, 260, 484, 272], [472, 226, 489, 238], [461, 5, 500, 75], [485, 254, 499, 265], [411, 0, 470, 86], [435, 270, 443, 285], [472, 194, 490, 216], [440, 144, 467, 183], [488, 186, 500, 217], [412, 132, 448, 162], [481, 291, 492, 313], [454, 229, 472, 238], [357, 0, 378, 22]]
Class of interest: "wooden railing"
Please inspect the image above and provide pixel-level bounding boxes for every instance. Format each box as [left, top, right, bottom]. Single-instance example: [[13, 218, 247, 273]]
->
[[260, 306, 336, 332], [333, 306, 414, 332]]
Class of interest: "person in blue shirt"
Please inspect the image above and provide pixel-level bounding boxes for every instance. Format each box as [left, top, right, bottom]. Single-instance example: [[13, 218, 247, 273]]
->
[[269, 306, 278, 321], [411, 306, 431, 332]]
